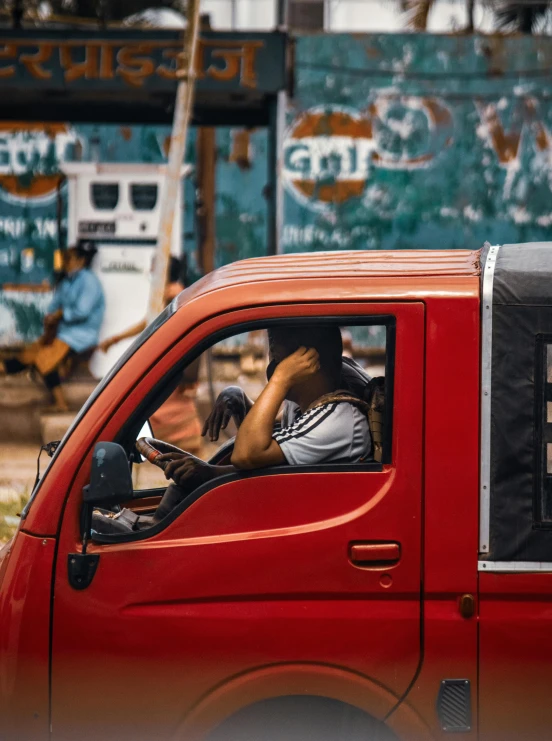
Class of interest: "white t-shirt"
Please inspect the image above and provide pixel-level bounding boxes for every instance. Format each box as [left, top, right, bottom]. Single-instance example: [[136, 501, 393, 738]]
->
[[273, 401, 371, 466]]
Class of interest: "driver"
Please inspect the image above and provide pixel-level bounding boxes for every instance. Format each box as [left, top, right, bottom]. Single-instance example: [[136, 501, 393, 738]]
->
[[152, 325, 371, 523], [201, 342, 371, 442]]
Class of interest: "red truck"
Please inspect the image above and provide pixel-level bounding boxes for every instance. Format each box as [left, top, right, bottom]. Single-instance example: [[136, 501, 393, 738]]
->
[[0, 244, 550, 741]]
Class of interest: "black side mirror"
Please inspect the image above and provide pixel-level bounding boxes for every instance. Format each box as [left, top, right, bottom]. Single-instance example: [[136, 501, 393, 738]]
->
[[73, 443, 134, 584], [84, 442, 133, 506]]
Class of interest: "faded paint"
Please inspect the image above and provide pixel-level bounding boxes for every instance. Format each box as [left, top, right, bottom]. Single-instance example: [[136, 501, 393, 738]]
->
[[282, 33, 552, 254], [2, 33, 552, 345]]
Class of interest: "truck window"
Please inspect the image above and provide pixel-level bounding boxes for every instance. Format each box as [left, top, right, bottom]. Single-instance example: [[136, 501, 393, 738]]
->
[[91, 318, 394, 541], [131, 321, 389, 493]]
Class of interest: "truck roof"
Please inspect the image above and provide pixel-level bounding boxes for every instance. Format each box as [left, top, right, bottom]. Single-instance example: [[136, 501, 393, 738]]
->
[[178, 249, 481, 308]]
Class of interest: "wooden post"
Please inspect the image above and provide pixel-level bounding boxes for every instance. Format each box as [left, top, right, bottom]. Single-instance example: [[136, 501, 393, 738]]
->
[[196, 127, 217, 275], [147, 0, 202, 321]]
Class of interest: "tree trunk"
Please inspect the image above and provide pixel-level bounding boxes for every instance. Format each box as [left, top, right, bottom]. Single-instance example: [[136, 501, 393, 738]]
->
[[466, 0, 475, 31]]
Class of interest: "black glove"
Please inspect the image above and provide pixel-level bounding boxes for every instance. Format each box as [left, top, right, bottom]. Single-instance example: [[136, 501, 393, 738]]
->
[[202, 386, 251, 442]]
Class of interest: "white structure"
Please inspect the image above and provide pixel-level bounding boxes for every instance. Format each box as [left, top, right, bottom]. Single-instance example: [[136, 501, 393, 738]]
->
[[62, 163, 191, 379], [201, 0, 496, 33]]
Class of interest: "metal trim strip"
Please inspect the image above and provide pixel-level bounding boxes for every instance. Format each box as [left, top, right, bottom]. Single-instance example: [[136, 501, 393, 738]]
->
[[479, 245, 500, 555], [479, 560, 552, 572]]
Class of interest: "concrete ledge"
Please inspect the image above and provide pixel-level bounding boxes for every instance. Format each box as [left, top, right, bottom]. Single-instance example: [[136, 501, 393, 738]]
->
[[0, 375, 96, 443]]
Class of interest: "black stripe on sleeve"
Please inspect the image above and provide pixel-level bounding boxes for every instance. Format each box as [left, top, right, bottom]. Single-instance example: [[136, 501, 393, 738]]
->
[[274, 403, 338, 444], [273, 405, 329, 443]]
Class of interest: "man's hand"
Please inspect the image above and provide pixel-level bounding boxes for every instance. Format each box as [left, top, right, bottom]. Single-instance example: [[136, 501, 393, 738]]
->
[[202, 386, 251, 442], [157, 452, 216, 487], [272, 347, 320, 390], [99, 337, 118, 353]]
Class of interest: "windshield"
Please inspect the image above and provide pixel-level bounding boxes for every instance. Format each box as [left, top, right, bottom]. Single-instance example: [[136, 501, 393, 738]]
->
[[21, 301, 177, 520]]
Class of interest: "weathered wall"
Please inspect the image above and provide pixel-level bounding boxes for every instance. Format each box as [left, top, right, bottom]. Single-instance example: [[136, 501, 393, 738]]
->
[[0, 124, 268, 343], [282, 34, 552, 252], [1, 33, 552, 345]]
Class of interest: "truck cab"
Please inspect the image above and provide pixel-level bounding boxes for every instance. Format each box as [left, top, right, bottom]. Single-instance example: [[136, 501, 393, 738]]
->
[[0, 244, 549, 741]]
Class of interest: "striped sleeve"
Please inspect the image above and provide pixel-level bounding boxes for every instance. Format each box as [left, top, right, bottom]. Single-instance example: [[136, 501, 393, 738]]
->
[[273, 403, 357, 466]]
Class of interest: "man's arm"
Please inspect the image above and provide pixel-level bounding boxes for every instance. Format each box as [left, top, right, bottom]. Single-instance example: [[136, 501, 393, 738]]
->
[[231, 347, 319, 470], [99, 319, 147, 352]]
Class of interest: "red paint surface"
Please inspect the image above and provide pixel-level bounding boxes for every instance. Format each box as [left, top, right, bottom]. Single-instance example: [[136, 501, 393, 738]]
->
[[49, 301, 424, 739], [0, 531, 54, 741], [4, 250, 493, 739], [479, 572, 552, 741]]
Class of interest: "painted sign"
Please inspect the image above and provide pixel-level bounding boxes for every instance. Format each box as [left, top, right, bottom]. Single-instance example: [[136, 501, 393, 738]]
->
[[283, 99, 454, 210], [2, 33, 552, 346], [0, 31, 286, 93], [282, 34, 552, 252], [0, 122, 80, 205]]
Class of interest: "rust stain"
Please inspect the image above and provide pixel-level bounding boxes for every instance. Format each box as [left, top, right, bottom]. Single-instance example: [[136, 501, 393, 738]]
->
[[364, 45, 382, 59], [119, 126, 132, 141], [297, 180, 365, 203], [422, 98, 453, 128], [481, 99, 551, 164], [292, 110, 372, 139]]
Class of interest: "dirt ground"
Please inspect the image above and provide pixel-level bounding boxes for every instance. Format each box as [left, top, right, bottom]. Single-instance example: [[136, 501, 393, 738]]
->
[[0, 438, 220, 544], [0, 444, 37, 542]]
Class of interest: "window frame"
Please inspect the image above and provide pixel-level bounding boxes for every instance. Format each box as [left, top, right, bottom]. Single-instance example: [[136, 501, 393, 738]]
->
[[90, 314, 396, 545]]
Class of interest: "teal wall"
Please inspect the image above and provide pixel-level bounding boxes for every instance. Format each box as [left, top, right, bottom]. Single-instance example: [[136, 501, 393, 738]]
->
[[1, 33, 552, 344], [283, 34, 552, 252]]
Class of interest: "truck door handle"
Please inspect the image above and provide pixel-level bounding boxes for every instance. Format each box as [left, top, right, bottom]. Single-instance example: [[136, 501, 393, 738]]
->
[[349, 542, 401, 567]]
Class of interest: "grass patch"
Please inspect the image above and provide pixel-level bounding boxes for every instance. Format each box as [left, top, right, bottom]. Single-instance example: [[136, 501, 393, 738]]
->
[[0, 495, 29, 543]]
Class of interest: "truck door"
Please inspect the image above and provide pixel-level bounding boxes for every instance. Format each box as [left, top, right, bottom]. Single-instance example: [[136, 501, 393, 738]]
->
[[50, 302, 425, 741]]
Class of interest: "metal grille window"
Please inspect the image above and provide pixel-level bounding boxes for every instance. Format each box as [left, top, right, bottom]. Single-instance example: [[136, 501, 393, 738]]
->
[[131, 184, 158, 211], [536, 338, 552, 522], [289, 0, 324, 30], [91, 183, 119, 210]]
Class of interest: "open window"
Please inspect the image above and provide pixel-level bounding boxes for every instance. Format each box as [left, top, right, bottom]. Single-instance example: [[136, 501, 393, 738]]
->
[[87, 316, 394, 543]]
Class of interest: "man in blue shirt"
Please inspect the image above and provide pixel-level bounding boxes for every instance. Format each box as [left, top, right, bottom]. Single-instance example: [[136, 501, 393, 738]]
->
[[0, 241, 105, 412]]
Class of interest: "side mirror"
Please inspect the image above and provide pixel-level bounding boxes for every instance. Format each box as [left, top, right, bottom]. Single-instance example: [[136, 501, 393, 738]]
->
[[84, 442, 133, 506]]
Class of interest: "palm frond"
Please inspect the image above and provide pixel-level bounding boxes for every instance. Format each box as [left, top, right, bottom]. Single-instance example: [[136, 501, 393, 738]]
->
[[403, 0, 437, 30], [492, 1, 551, 33]]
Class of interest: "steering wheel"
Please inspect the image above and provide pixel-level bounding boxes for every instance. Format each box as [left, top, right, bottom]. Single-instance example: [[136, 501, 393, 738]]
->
[[135, 437, 188, 471], [136, 436, 236, 470]]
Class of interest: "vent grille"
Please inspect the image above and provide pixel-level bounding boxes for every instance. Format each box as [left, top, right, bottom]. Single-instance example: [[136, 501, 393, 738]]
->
[[437, 679, 471, 733]]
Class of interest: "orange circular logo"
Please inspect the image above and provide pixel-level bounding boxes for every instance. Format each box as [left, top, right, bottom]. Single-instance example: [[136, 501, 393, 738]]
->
[[283, 107, 375, 210], [0, 122, 80, 204]]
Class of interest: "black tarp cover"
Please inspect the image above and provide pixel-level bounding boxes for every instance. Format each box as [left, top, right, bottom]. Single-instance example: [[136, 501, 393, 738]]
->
[[488, 242, 552, 561]]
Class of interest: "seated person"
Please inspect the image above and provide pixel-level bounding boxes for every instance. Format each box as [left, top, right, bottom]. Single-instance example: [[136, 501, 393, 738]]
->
[[151, 325, 371, 523], [202, 337, 372, 442], [0, 241, 105, 412]]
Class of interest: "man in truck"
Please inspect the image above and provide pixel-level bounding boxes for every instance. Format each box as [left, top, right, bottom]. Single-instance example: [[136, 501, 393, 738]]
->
[[93, 324, 375, 534], [152, 325, 373, 522]]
